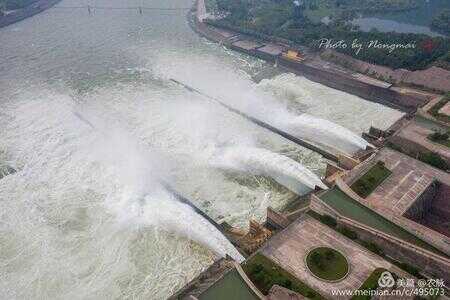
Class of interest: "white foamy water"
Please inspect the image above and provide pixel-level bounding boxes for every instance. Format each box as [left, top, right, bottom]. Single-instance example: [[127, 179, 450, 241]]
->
[[258, 73, 404, 133], [1, 13, 403, 298], [157, 56, 398, 156], [0, 90, 243, 299], [211, 146, 327, 194], [283, 114, 370, 154], [140, 189, 244, 262]]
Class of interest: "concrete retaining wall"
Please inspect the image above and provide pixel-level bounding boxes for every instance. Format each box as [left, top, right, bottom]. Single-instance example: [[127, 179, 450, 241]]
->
[[278, 58, 424, 113], [341, 219, 450, 283], [194, 17, 426, 114], [404, 181, 438, 220]]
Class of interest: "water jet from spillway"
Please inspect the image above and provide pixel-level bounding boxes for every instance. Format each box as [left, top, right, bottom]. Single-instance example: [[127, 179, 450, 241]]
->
[[281, 114, 370, 155], [140, 189, 244, 262], [72, 110, 244, 262], [170, 79, 370, 159], [211, 146, 328, 195]]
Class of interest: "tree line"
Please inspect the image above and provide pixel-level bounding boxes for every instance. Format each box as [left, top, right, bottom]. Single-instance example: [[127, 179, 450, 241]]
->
[[211, 0, 450, 71]]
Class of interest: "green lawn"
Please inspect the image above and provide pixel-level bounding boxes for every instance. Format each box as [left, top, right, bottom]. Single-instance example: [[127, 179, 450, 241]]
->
[[351, 162, 391, 198], [427, 134, 450, 149], [306, 247, 349, 281], [199, 269, 259, 300], [242, 253, 324, 299], [351, 268, 387, 300]]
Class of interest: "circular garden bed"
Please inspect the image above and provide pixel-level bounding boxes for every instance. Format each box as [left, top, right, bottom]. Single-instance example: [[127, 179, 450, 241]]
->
[[306, 247, 349, 282]]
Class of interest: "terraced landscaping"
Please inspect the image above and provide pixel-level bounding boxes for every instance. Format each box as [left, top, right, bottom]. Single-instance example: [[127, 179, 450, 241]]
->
[[319, 187, 447, 257], [242, 253, 324, 300]]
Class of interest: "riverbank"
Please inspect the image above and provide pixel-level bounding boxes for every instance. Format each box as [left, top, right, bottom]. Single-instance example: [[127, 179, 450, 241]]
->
[[188, 2, 440, 114], [0, 0, 61, 28]]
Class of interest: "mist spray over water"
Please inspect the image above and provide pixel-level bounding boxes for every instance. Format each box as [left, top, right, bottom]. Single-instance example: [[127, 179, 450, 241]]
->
[[211, 146, 327, 195], [282, 114, 369, 154], [155, 56, 370, 156], [0, 90, 243, 297], [72, 106, 243, 262]]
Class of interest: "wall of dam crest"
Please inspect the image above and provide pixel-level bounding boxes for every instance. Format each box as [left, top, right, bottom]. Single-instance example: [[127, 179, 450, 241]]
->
[[193, 15, 428, 114]]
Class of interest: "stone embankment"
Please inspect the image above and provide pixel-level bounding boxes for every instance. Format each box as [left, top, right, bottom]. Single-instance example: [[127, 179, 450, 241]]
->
[[0, 0, 61, 28], [322, 50, 450, 93]]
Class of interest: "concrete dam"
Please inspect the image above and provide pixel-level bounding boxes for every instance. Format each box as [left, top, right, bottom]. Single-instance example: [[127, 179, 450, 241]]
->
[[170, 79, 369, 163]]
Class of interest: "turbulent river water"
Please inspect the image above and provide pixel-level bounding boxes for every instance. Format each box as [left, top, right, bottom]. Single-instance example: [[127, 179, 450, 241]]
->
[[0, 0, 404, 298]]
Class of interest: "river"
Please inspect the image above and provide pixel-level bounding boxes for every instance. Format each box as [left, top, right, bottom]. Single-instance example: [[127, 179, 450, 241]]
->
[[0, 0, 403, 299], [351, 0, 450, 37]]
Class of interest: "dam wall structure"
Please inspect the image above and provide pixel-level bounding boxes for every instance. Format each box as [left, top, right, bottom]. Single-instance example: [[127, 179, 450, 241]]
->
[[193, 16, 426, 114], [162, 183, 225, 233], [162, 183, 247, 260], [170, 79, 341, 162], [278, 57, 424, 114]]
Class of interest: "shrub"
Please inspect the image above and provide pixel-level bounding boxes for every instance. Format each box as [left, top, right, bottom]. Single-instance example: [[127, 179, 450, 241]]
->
[[418, 152, 448, 171], [429, 131, 449, 142], [338, 226, 358, 240], [351, 161, 391, 198], [395, 262, 422, 278], [320, 215, 338, 228], [244, 254, 324, 299], [361, 241, 383, 256]]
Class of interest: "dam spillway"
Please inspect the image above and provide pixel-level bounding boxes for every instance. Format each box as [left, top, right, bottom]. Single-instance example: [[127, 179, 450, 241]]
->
[[162, 183, 246, 261], [170, 79, 363, 162], [211, 146, 328, 194], [0, 3, 405, 297]]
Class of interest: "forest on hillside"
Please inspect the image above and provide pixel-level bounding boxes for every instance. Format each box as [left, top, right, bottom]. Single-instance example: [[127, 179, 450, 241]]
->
[[208, 0, 450, 71]]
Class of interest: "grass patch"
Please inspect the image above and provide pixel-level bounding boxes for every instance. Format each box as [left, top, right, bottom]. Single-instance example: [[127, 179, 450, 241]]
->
[[337, 226, 358, 240], [428, 131, 450, 148], [351, 268, 386, 300], [242, 253, 324, 299], [429, 95, 450, 124], [306, 247, 349, 281], [351, 161, 391, 198], [418, 152, 449, 171], [199, 269, 259, 300]]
